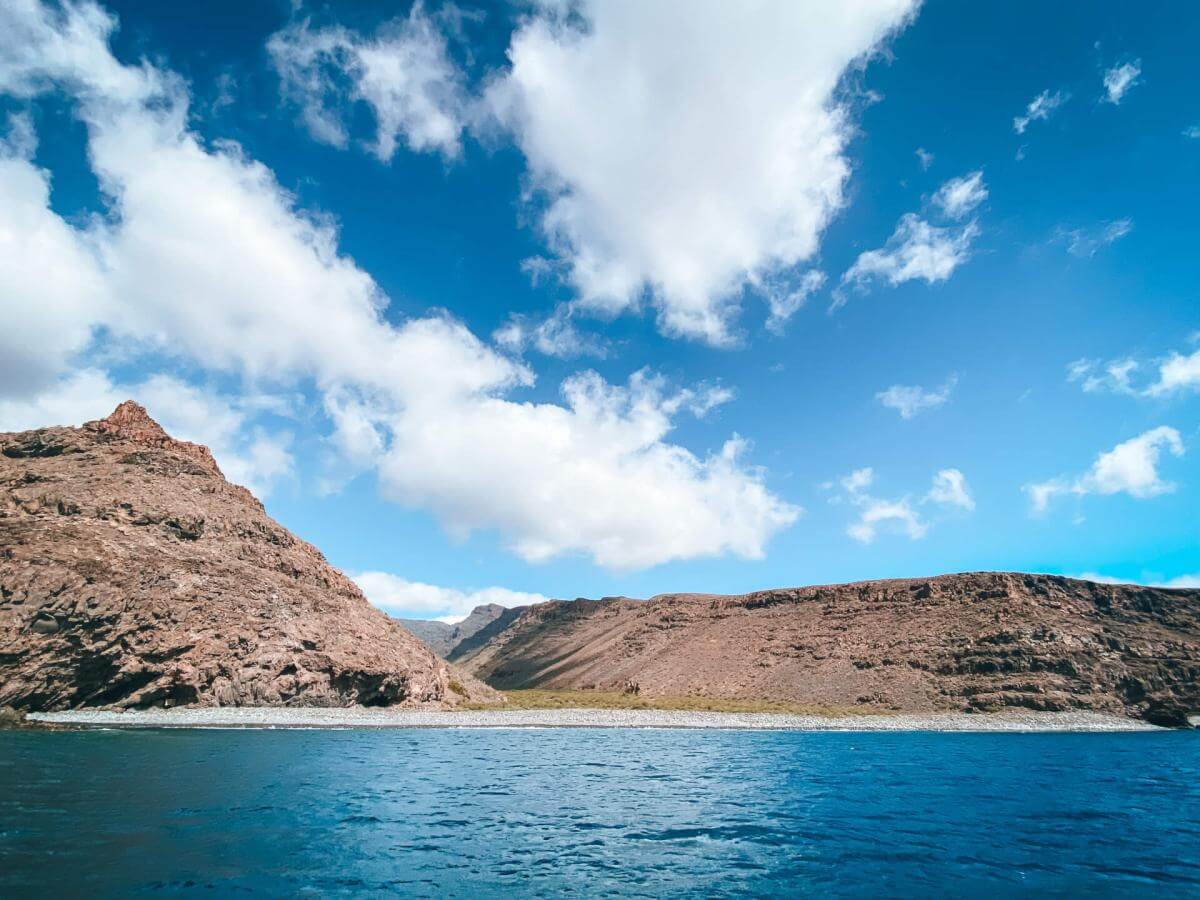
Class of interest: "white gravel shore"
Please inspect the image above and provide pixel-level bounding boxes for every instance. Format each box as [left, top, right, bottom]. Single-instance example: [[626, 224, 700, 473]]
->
[[26, 707, 1162, 731]]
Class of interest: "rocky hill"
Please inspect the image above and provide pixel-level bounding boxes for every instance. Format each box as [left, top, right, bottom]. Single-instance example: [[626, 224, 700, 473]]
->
[[452, 573, 1200, 725], [400, 603, 520, 657], [0, 402, 498, 711]]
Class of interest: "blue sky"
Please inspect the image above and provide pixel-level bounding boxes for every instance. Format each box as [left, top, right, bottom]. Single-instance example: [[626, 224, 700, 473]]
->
[[1, 0, 1197, 620]]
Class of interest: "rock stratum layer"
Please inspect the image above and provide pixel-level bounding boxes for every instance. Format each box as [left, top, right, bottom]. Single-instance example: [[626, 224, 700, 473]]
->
[[453, 574, 1200, 725], [0, 402, 497, 711]]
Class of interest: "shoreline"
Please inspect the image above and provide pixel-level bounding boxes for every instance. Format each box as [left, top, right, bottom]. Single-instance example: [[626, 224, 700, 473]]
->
[[25, 707, 1164, 732]]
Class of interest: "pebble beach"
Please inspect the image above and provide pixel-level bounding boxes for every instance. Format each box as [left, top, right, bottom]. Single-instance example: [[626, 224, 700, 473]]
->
[[27, 707, 1163, 731]]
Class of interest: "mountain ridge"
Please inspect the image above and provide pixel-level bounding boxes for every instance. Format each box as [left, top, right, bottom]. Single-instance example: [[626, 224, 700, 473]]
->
[[452, 571, 1200, 725]]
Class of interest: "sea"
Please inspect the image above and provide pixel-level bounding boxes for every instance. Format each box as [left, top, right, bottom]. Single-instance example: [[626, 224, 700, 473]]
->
[[2, 727, 1198, 897]]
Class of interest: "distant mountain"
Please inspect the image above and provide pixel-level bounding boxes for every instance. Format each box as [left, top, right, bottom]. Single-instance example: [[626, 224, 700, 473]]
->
[[452, 573, 1200, 725], [0, 402, 498, 711], [401, 603, 521, 658]]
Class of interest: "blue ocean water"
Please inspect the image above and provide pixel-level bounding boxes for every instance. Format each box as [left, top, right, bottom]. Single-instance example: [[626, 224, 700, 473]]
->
[[1, 728, 1198, 897]]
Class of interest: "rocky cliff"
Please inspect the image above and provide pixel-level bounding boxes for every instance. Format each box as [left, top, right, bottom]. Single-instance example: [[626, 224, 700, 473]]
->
[[400, 603, 520, 658], [453, 573, 1200, 725], [0, 402, 498, 711]]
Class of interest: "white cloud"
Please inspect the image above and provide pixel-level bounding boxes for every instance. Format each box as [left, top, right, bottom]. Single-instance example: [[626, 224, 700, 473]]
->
[[1146, 347, 1200, 396], [267, 4, 466, 161], [765, 269, 826, 335], [371, 367, 794, 569], [1026, 426, 1185, 512], [932, 170, 987, 219], [834, 465, 972, 543], [0, 114, 110, 398], [838, 213, 978, 300], [915, 147, 934, 170], [1073, 572, 1200, 590], [876, 375, 956, 418], [1163, 574, 1200, 589], [486, 0, 919, 344], [1185, 125, 1200, 139], [493, 304, 608, 359], [1058, 218, 1132, 257], [0, 369, 294, 497], [926, 468, 974, 510], [1067, 340, 1200, 398], [1079, 426, 1184, 498], [1067, 357, 1138, 395], [1013, 89, 1067, 134], [0, 0, 797, 570], [354, 571, 550, 620], [1103, 61, 1141, 105]]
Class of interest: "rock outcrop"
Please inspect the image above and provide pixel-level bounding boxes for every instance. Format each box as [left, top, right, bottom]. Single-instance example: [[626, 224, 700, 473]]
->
[[0, 402, 498, 711], [401, 603, 522, 658], [454, 573, 1200, 725]]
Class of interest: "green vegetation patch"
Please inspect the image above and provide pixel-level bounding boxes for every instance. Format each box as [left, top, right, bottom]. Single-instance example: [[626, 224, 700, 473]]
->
[[466, 689, 874, 716]]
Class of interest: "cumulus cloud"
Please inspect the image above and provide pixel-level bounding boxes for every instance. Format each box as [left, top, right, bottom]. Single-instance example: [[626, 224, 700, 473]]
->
[[1025, 426, 1185, 512], [1102, 61, 1141, 105], [267, 4, 466, 160], [932, 170, 987, 219], [1057, 218, 1133, 257], [0, 112, 110, 398], [486, 0, 919, 344], [0, 0, 798, 570], [838, 214, 978, 301], [354, 570, 550, 620], [1067, 339, 1200, 398], [1149, 347, 1200, 396], [833, 465, 971, 543], [370, 368, 792, 569], [1013, 89, 1067, 134], [876, 375, 956, 418]]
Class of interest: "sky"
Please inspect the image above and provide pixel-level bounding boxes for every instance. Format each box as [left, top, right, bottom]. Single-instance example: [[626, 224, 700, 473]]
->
[[1, 0, 1198, 622]]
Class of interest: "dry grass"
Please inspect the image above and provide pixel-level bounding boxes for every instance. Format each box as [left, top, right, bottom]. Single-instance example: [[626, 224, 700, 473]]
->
[[465, 688, 873, 716]]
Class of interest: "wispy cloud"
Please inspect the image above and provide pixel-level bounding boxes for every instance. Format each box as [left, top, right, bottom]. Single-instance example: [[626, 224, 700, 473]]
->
[[1068, 338, 1200, 398], [932, 170, 987, 220], [1014, 89, 1067, 134], [876, 375, 957, 419], [832, 465, 973, 543], [1056, 218, 1133, 257], [1102, 60, 1141, 105]]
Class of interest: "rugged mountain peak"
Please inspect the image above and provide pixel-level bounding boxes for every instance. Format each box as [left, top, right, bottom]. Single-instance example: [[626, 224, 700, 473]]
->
[[94, 400, 167, 436], [85, 400, 224, 479], [1, 406, 499, 711]]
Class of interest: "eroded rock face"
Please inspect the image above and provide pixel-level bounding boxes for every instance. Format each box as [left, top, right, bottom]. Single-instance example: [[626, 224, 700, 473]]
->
[[0, 402, 498, 711], [455, 574, 1200, 724], [401, 603, 522, 658]]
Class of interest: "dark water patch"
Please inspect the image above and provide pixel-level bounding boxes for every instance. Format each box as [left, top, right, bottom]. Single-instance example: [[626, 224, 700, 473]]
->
[[0, 729, 1198, 896]]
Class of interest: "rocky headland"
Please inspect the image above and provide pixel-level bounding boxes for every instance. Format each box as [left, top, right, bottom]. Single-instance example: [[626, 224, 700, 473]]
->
[[0, 402, 497, 711]]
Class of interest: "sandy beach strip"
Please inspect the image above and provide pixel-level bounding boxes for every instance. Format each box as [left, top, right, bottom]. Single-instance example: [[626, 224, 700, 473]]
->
[[25, 707, 1163, 731]]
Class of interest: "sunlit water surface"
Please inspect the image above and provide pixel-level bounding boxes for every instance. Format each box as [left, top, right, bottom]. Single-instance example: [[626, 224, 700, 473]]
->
[[2, 728, 1198, 897]]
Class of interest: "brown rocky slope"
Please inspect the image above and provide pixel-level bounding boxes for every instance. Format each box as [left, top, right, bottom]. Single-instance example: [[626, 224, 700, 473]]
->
[[0, 402, 498, 711], [453, 574, 1200, 725]]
